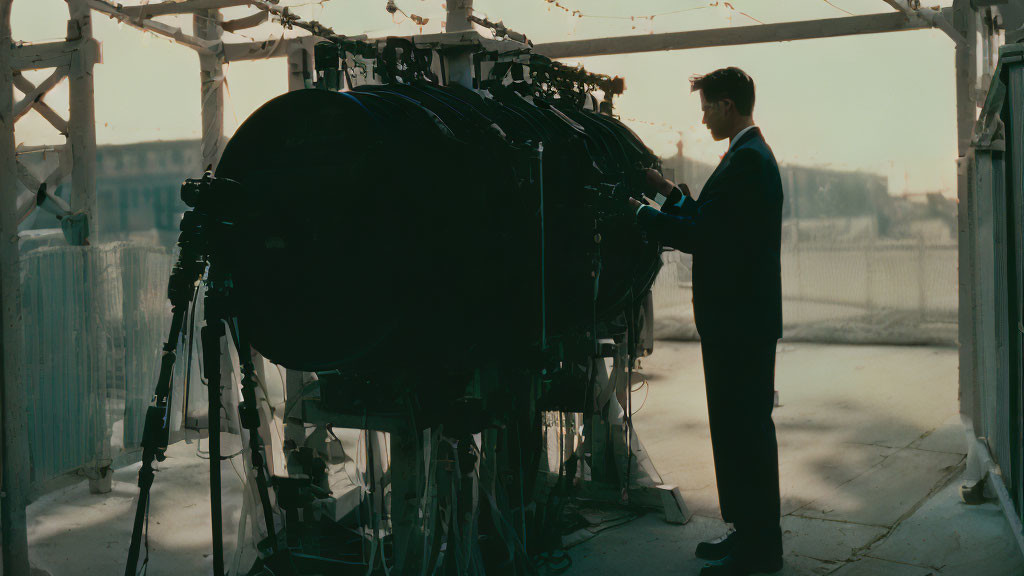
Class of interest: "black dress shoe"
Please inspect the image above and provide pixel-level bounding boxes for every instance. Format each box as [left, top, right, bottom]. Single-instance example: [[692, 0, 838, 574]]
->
[[698, 551, 783, 576], [695, 531, 740, 561]]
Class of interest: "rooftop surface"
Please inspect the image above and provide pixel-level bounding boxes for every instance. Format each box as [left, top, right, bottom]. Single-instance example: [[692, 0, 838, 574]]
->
[[568, 342, 1023, 576], [19, 342, 1022, 576]]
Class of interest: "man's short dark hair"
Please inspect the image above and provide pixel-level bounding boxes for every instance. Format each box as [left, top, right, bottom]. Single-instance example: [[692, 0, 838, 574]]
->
[[690, 67, 756, 116]]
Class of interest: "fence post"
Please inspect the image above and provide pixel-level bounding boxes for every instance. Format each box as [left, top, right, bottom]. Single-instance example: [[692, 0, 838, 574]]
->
[[918, 234, 927, 321], [865, 234, 874, 311]]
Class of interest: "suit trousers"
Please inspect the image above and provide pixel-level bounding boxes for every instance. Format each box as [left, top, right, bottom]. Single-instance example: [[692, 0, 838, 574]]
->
[[700, 338, 782, 555]]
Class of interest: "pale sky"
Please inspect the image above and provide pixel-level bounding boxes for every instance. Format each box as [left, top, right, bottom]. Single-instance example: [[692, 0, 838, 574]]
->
[[12, 0, 959, 195]]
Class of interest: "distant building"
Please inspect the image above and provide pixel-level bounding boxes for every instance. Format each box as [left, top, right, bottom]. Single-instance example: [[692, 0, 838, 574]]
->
[[660, 150, 954, 242], [15, 140, 956, 249], [20, 140, 201, 248]]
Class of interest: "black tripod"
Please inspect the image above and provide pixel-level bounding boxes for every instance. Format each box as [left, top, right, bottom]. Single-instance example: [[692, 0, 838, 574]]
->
[[124, 173, 287, 576]]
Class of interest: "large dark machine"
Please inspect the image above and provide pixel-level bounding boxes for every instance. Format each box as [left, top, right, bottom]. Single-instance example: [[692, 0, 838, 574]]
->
[[125, 33, 685, 576], [217, 72, 660, 373]]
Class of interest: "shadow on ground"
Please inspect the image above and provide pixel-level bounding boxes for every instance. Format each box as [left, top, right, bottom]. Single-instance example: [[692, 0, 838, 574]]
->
[[565, 342, 1022, 576]]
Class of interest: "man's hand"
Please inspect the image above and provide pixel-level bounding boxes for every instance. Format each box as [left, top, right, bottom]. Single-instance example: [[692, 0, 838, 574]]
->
[[643, 169, 691, 204], [629, 196, 644, 211]]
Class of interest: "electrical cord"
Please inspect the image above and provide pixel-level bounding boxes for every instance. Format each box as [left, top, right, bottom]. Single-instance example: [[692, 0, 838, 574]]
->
[[631, 377, 649, 416]]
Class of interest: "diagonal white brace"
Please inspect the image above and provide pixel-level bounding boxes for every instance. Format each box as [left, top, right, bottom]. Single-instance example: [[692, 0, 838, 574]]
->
[[11, 67, 68, 121], [13, 145, 74, 223]]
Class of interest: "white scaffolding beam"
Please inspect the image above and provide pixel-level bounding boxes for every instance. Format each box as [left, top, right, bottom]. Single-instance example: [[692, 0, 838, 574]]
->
[[11, 38, 99, 72], [196, 8, 225, 170], [89, 0, 218, 53], [0, 1, 32, 574], [534, 11, 947, 59], [121, 0, 251, 18], [68, 0, 99, 245]]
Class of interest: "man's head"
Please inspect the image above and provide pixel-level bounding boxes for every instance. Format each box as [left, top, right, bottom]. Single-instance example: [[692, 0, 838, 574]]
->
[[691, 67, 755, 142]]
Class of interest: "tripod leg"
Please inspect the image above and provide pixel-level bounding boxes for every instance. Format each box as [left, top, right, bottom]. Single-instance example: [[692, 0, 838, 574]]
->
[[229, 321, 282, 557], [125, 308, 186, 576], [202, 322, 226, 576]]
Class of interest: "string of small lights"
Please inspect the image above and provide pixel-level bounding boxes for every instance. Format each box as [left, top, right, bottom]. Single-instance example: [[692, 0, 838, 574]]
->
[[248, 0, 378, 58], [621, 115, 686, 134]]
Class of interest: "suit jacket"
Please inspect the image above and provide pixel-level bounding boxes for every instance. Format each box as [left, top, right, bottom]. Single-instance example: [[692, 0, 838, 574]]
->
[[637, 127, 783, 342]]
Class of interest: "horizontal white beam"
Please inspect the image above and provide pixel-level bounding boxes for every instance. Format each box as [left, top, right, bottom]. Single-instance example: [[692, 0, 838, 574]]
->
[[223, 36, 296, 61], [119, 0, 251, 18], [533, 11, 944, 59], [11, 39, 98, 71], [88, 0, 217, 53]]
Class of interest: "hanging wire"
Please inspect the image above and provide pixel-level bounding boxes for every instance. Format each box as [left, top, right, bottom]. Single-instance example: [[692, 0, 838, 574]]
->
[[621, 115, 687, 134], [820, 0, 854, 16], [385, 0, 430, 30]]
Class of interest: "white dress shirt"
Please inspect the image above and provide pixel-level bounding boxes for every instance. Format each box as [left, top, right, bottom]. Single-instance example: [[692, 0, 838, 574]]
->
[[729, 124, 757, 152]]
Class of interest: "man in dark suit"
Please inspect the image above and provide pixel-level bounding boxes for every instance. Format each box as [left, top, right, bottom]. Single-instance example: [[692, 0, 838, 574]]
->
[[630, 67, 784, 576]]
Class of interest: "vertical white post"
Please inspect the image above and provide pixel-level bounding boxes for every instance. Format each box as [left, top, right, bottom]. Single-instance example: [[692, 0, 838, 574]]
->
[[196, 8, 225, 171], [446, 0, 473, 31], [444, 0, 474, 88], [195, 10, 237, 452], [283, 40, 312, 463], [954, 0, 980, 456], [0, 2, 33, 574], [68, 0, 109, 494], [286, 37, 313, 92], [67, 0, 98, 244]]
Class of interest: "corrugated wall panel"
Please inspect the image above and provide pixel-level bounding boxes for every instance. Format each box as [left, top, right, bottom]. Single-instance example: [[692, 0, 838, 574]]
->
[[20, 244, 175, 485]]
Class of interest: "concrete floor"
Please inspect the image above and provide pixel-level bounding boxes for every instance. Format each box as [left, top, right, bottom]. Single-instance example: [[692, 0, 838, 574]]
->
[[567, 342, 1024, 576], [21, 343, 1024, 575]]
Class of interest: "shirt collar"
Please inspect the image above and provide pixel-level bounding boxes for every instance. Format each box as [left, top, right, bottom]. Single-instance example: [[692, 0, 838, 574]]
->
[[728, 125, 757, 152]]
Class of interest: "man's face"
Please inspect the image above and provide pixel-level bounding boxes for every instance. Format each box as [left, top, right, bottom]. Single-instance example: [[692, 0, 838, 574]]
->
[[700, 91, 729, 142]]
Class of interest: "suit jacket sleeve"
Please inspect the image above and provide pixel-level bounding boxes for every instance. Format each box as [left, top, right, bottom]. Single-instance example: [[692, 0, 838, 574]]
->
[[635, 149, 766, 254]]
